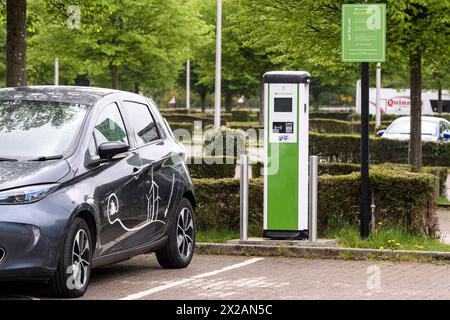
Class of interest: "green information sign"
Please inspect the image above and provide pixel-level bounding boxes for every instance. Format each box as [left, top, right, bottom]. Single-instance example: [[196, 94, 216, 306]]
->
[[342, 4, 386, 62]]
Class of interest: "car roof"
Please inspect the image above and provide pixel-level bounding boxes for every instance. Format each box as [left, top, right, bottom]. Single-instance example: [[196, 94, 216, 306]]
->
[[0, 86, 125, 105], [393, 116, 448, 123]]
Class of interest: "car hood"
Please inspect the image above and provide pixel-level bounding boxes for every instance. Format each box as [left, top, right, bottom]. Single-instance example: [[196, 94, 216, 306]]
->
[[0, 160, 70, 191], [382, 134, 438, 142]]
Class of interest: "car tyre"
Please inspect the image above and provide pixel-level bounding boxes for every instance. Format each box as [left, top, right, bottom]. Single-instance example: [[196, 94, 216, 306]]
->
[[156, 198, 195, 269], [50, 217, 92, 298]]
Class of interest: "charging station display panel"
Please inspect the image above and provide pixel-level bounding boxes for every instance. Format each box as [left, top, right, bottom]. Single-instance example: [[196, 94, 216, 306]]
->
[[269, 86, 298, 144], [274, 98, 293, 113]]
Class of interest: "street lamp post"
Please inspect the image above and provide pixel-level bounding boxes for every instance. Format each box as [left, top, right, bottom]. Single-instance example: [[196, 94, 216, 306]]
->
[[186, 60, 190, 112], [214, 0, 222, 129], [375, 63, 381, 129], [54, 58, 59, 86]]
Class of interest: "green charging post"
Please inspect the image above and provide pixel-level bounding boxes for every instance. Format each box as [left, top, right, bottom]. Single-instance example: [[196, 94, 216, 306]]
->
[[263, 71, 311, 240]]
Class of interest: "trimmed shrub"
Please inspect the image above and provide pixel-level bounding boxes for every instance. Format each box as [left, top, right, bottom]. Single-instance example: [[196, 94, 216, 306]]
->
[[163, 113, 212, 126], [194, 177, 263, 232], [310, 111, 353, 121], [227, 122, 263, 130], [309, 119, 351, 134], [251, 161, 447, 196], [309, 119, 392, 134], [203, 127, 248, 158], [187, 156, 236, 179], [310, 132, 450, 166], [193, 170, 438, 236], [161, 108, 190, 115], [169, 122, 194, 136], [232, 110, 251, 122]]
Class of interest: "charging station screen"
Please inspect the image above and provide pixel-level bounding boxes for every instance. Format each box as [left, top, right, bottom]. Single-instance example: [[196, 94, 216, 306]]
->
[[274, 98, 293, 113]]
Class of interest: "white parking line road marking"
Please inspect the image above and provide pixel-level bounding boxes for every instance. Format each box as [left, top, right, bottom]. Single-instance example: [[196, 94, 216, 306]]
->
[[120, 258, 264, 300]]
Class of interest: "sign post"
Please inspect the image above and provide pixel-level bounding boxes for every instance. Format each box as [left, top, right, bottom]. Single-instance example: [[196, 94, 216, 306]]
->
[[342, 4, 386, 239]]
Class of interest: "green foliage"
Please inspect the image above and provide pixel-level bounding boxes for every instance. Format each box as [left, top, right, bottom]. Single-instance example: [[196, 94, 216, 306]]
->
[[310, 132, 450, 166], [203, 127, 248, 157], [187, 156, 236, 179], [193, 169, 439, 236], [196, 229, 240, 243], [25, 0, 207, 95], [169, 122, 194, 137], [309, 119, 391, 134], [231, 110, 251, 122], [310, 112, 353, 121], [323, 225, 450, 252]]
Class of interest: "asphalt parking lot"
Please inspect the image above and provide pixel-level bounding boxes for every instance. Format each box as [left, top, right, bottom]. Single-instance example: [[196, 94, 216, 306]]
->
[[0, 254, 449, 300]]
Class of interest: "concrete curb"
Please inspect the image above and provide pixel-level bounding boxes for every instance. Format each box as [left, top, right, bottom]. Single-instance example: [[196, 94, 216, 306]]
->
[[196, 242, 450, 263]]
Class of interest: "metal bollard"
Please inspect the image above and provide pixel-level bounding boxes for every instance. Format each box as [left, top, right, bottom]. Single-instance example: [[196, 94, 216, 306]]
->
[[240, 155, 249, 241], [309, 156, 318, 242]]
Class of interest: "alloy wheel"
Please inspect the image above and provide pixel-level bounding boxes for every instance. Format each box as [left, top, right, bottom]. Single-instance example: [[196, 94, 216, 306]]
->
[[71, 229, 90, 289], [177, 207, 194, 259]]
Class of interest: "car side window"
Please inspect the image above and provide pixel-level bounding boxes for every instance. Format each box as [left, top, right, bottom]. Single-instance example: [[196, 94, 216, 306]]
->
[[123, 101, 160, 146], [440, 122, 447, 135], [88, 103, 129, 157]]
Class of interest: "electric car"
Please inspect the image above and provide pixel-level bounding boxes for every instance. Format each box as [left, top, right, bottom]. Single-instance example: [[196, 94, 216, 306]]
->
[[0, 86, 196, 298]]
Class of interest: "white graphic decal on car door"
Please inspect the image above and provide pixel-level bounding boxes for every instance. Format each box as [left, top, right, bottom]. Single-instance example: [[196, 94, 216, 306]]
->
[[106, 168, 175, 232]]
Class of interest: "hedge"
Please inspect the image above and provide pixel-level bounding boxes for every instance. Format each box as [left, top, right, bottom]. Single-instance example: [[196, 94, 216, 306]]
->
[[316, 163, 447, 198], [310, 132, 450, 166], [231, 109, 260, 122], [348, 113, 450, 123], [187, 156, 236, 179], [164, 113, 212, 125], [194, 169, 438, 236], [309, 119, 392, 134], [309, 111, 353, 121], [169, 122, 194, 136], [250, 161, 447, 197], [203, 127, 248, 157], [163, 113, 232, 126]]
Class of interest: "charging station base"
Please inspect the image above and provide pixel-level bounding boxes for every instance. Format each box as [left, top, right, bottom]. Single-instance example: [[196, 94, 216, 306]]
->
[[263, 230, 308, 240]]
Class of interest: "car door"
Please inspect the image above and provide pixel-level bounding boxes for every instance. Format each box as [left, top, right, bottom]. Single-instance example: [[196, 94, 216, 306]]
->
[[87, 102, 145, 255], [121, 100, 179, 244]]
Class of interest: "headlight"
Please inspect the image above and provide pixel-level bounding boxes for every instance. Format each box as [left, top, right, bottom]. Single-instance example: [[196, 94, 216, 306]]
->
[[0, 184, 59, 205]]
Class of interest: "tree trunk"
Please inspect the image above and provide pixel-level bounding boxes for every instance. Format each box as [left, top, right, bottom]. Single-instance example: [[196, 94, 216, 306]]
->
[[313, 91, 320, 111], [111, 67, 119, 89], [259, 76, 264, 126], [409, 51, 422, 172], [6, 0, 27, 87], [225, 93, 233, 113], [437, 80, 443, 115], [200, 92, 207, 112]]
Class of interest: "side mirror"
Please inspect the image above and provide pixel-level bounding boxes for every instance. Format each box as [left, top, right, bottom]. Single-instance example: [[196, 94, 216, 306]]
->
[[376, 130, 386, 137], [98, 142, 129, 160], [443, 131, 450, 140]]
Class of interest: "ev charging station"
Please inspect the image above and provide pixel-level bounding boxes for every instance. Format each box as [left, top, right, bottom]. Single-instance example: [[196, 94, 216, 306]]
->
[[263, 71, 311, 239]]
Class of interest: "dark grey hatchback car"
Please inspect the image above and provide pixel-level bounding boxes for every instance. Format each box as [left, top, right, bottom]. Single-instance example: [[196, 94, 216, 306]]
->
[[0, 86, 196, 298]]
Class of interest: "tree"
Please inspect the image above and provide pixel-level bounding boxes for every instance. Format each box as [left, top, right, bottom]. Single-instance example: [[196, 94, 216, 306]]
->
[[2, 0, 109, 87], [234, 0, 450, 171], [25, 0, 206, 97], [192, 0, 273, 116], [6, 0, 27, 87]]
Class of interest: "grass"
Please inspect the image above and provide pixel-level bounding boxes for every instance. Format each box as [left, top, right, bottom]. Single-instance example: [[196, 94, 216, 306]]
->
[[197, 225, 450, 253], [197, 227, 262, 243], [323, 225, 450, 252], [438, 196, 450, 206], [197, 229, 239, 243]]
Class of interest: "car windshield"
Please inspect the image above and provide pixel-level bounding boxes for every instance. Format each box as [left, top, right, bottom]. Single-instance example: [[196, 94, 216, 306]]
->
[[0, 100, 88, 159], [386, 120, 437, 136]]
